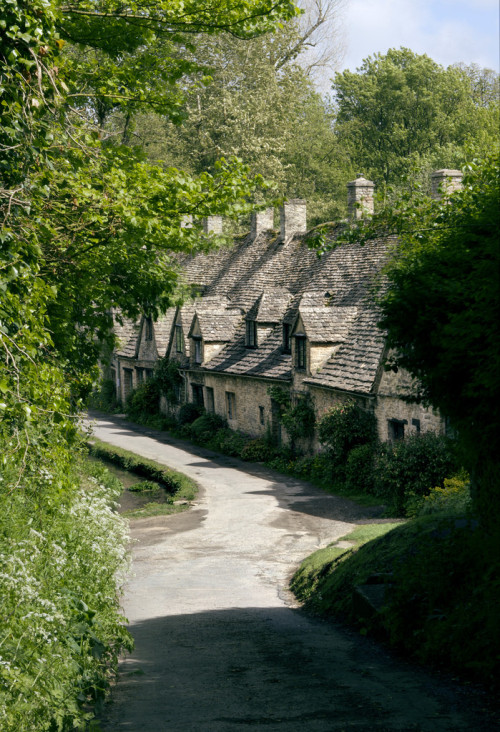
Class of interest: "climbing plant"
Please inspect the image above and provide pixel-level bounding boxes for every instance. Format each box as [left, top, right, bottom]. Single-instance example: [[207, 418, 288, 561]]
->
[[155, 358, 183, 405], [318, 400, 377, 465]]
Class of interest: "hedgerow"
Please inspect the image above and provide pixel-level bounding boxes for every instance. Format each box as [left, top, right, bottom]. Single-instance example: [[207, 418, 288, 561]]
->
[[0, 457, 132, 731], [87, 439, 197, 500]]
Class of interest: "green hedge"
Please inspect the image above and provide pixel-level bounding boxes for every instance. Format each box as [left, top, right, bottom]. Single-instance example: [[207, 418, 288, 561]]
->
[[88, 439, 197, 500], [373, 432, 457, 515]]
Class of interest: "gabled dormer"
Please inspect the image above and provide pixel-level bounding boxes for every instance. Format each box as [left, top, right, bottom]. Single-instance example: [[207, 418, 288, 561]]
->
[[188, 301, 243, 365], [291, 314, 308, 372], [137, 315, 157, 361], [291, 294, 359, 375], [188, 314, 204, 366], [169, 304, 196, 362], [245, 290, 292, 350]]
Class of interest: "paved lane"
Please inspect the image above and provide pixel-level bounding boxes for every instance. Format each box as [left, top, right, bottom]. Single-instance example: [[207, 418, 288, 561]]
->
[[88, 414, 491, 732]]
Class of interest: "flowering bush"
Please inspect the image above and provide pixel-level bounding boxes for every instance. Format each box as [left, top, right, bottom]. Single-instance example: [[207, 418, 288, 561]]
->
[[406, 470, 471, 517], [0, 459, 132, 731]]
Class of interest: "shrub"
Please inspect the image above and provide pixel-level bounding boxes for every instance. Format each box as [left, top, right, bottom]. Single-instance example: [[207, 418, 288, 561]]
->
[[89, 378, 119, 411], [382, 516, 498, 684], [88, 439, 196, 498], [190, 412, 227, 443], [373, 432, 458, 515], [212, 428, 247, 457], [0, 457, 132, 731], [154, 358, 183, 404], [345, 443, 377, 494], [318, 400, 377, 467], [240, 438, 278, 462], [293, 455, 315, 479], [126, 381, 161, 419], [178, 402, 205, 425], [281, 395, 316, 445], [406, 470, 471, 517], [309, 453, 334, 484]]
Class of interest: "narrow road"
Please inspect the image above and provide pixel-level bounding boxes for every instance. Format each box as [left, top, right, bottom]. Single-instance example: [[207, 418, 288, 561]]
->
[[88, 414, 492, 731]]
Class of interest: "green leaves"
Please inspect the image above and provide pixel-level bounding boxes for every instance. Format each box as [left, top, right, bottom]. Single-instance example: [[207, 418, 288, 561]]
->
[[332, 48, 499, 194]]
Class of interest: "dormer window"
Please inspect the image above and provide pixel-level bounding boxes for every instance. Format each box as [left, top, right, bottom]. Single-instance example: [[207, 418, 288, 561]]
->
[[246, 320, 257, 348], [295, 335, 307, 370], [175, 324, 183, 353], [282, 323, 291, 353], [145, 317, 153, 341], [192, 336, 202, 364]]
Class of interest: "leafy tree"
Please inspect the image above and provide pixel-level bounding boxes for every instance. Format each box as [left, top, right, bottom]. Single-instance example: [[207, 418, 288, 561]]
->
[[126, 4, 351, 225], [1, 0, 303, 723], [332, 48, 499, 194], [371, 154, 499, 535]]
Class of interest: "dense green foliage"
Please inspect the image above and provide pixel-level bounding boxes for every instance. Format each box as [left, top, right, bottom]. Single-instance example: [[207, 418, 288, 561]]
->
[[138, 26, 351, 225], [1, 0, 299, 725], [372, 433, 458, 515], [318, 400, 377, 466], [333, 48, 499, 193], [291, 515, 499, 687], [0, 456, 132, 731], [371, 154, 500, 532]]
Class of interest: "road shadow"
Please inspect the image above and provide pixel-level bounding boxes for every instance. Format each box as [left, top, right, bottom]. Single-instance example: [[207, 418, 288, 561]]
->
[[98, 606, 495, 732]]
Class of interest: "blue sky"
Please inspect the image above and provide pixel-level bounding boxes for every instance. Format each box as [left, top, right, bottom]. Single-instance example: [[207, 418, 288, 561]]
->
[[339, 0, 499, 73]]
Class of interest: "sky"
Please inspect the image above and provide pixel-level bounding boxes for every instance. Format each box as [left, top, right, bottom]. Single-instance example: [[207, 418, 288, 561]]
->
[[338, 0, 499, 73]]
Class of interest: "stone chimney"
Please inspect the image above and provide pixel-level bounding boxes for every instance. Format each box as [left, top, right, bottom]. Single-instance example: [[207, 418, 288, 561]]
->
[[203, 215, 223, 235], [251, 208, 274, 237], [431, 169, 462, 200], [347, 176, 375, 220], [280, 199, 307, 239]]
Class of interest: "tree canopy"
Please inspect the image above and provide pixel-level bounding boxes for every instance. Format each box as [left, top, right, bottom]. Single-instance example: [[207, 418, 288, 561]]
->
[[332, 48, 499, 194], [357, 154, 500, 535]]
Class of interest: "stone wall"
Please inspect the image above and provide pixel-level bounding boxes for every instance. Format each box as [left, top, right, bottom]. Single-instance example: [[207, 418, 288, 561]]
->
[[375, 366, 444, 440], [186, 370, 286, 438]]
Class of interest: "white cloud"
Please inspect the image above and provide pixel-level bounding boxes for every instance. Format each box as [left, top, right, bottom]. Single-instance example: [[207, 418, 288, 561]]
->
[[337, 0, 499, 73]]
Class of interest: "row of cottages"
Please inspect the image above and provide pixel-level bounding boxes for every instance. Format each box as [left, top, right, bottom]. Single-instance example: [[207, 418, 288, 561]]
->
[[111, 172, 461, 445]]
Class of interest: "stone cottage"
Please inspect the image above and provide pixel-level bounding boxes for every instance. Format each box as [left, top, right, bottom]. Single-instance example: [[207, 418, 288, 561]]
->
[[111, 172, 461, 445]]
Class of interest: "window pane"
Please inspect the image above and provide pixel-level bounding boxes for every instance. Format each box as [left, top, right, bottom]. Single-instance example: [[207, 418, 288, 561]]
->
[[296, 336, 306, 369], [175, 325, 183, 352]]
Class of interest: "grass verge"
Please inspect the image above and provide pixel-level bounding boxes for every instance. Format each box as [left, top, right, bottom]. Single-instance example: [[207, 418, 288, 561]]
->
[[291, 514, 499, 689], [87, 438, 197, 502]]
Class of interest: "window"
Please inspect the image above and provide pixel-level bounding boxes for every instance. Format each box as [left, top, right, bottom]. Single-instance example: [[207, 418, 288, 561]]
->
[[259, 406, 265, 425], [282, 323, 291, 353], [412, 418, 421, 434], [295, 336, 307, 370], [388, 419, 406, 441], [193, 336, 202, 364], [206, 387, 215, 413], [145, 317, 153, 341], [192, 384, 204, 406], [226, 391, 236, 420], [123, 369, 133, 399], [175, 324, 183, 353], [136, 367, 144, 383], [246, 320, 257, 348]]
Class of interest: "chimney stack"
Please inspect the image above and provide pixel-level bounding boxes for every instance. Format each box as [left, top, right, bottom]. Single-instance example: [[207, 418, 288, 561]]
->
[[203, 215, 223, 235], [280, 199, 307, 239], [431, 169, 462, 200], [251, 208, 274, 237], [347, 176, 375, 220]]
